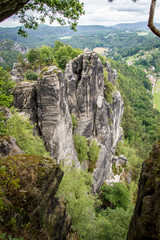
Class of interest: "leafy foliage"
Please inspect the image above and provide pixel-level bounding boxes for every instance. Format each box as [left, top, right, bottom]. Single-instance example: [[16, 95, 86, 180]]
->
[[6, 113, 49, 156], [73, 134, 89, 163], [25, 70, 38, 80], [71, 113, 78, 130], [57, 167, 97, 239], [0, 40, 26, 70], [89, 140, 100, 163], [96, 206, 134, 240], [103, 68, 114, 103], [57, 167, 134, 240], [109, 59, 160, 158], [17, 0, 85, 36], [117, 140, 143, 182], [100, 183, 130, 210], [53, 41, 82, 69], [26, 41, 82, 70], [0, 67, 15, 107], [73, 134, 100, 166]]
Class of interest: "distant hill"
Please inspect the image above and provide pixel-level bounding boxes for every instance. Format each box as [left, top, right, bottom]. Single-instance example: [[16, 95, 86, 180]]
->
[[114, 22, 149, 30], [114, 21, 160, 31], [0, 22, 160, 51], [0, 25, 115, 48]]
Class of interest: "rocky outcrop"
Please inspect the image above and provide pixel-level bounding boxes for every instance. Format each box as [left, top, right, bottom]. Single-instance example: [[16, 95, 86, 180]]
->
[[0, 135, 23, 158], [13, 42, 28, 54], [65, 49, 123, 191], [0, 138, 71, 239], [0, 56, 4, 62], [11, 63, 25, 83], [127, 141, 160, 240], [37, 67, 79, 166], [13, 50, 123, 192], [13, 81, 38, 123]]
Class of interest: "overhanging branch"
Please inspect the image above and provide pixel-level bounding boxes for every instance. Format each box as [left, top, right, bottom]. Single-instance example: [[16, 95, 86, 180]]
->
[[148, 0, 160, 37], [0, 0, 30, 22]]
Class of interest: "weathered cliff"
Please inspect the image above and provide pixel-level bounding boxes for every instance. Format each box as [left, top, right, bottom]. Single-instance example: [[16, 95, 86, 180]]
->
[[127, 141, 160, 240], [13, 50, 123, 192], [65, 49, 123, 191]]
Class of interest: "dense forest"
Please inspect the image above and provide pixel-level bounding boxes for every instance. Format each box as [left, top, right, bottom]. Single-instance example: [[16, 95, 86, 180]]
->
[[0, 23, 160, 239]]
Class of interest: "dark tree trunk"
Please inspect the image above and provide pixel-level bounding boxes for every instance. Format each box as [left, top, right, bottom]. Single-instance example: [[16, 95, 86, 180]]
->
[[0, 0, 30, 22]]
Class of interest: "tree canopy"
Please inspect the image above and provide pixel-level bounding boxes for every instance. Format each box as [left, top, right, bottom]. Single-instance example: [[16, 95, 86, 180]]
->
[[0, 0, 84, 36]]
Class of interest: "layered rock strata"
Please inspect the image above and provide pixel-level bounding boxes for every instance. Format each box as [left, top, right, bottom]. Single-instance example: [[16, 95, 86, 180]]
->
[[13, 50, 123, 192], [65, 49, 123, 191]]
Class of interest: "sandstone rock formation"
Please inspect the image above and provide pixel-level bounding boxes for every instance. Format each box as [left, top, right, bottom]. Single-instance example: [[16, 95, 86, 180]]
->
[[65, 49, 123, 191], [0, 135, 23, 158], [13, 81, 38, 122], [13, 50, 124, 192], [127, 141, 160, 240], [11, 63, 25, 83]]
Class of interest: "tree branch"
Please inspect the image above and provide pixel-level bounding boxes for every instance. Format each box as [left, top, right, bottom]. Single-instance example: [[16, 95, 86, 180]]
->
[[0, 0, 30, 22], [148, 0, 160, 37]]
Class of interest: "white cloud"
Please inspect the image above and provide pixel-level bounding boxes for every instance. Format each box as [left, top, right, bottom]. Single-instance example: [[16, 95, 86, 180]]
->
[[0, 0, 160, 27]]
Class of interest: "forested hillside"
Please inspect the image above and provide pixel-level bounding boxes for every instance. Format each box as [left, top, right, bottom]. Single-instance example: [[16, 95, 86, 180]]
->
[[0, 39, 27, 70], [0, 25, 160, 239]]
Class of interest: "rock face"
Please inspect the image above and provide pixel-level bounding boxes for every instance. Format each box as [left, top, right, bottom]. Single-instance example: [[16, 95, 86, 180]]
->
[[37, 67, 79, 166], [0, 135, 23, 158], [13, 42, 28, 54], [11, 63, 25, 83], [13, 82, 38, 123], [0, 137, 71, 240], [65, 49, 123, 191], [13, 50, 123, 192], [127, 141, 160, 240]]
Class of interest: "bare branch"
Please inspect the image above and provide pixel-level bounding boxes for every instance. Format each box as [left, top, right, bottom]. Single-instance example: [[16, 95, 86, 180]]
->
[[148, 0, 160, 37]]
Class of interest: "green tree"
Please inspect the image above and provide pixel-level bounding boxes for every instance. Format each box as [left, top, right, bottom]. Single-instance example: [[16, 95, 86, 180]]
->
[[100, 183, 130, 210], [25, 70, 38, 80], [57, 167, 98, 239], [40, 45, 53, 65], [54, 43, 82, 69], [17, 53, 25, 67], [71, 114, 78, 130], [73, 134, 89, 163], [6, 113, 49, 156], [26, 48, 40, 64], [0, 0, 84, 37], [89, 139, 100, 163], [96, 206, 134, 240], [53, 41, 64, 53], [0, 67, 15, 107]]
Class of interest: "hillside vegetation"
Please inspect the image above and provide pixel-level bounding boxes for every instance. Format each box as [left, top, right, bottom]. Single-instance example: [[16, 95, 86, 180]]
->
[[0, 40, 160, 239]]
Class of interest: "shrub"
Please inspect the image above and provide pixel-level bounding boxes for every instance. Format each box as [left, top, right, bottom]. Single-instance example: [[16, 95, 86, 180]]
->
[[103, 68, 114, 103], [57, 167, 97, 240], [71, 114, 78, 130], [73, 134, 89, 163], [0, 67, 15, 107], [89, 140, 100, 163], [100, 183, 130, 210], [25, 70, 38, 80], [6, 113, 49, 156]]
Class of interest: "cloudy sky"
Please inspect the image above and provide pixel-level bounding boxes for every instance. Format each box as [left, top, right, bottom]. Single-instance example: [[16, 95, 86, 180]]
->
[[0, 0, 160, 28]]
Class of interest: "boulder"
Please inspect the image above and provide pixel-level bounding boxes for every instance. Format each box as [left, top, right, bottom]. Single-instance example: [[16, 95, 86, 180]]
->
[[127, 141, 160, 240]]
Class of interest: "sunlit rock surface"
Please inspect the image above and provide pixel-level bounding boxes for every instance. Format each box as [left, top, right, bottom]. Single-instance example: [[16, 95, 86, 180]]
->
[[13, 50, 124, 191]]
